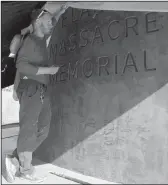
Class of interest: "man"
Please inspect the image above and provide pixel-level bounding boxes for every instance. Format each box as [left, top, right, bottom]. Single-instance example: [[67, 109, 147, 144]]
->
[[1, 35, 22, 89], [12, 3, 68, 101], [5, 9, 59, 183]]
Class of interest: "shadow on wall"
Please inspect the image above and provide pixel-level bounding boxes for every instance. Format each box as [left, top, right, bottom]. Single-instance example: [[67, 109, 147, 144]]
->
[[1, 2, 46, 59], [34, 8, 168, 183]]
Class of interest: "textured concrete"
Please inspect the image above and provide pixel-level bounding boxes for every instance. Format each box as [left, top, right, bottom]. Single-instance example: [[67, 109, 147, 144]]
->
[[34, 9, 168, 183], [2, 136, 113, 184]]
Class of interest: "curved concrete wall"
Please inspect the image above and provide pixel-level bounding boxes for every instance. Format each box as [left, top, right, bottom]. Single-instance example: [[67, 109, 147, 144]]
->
[[35, 8, 168, 183]]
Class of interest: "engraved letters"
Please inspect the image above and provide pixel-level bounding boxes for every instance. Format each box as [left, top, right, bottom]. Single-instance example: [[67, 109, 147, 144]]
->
[[50, 12, 160, 84]]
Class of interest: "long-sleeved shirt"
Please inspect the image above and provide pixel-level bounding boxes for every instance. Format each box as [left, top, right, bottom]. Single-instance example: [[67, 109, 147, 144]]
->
[[16, 34, 50, 85]]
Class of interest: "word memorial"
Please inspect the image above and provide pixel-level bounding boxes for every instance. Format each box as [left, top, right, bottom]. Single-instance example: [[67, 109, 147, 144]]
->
[[50, 50, 156, 83]]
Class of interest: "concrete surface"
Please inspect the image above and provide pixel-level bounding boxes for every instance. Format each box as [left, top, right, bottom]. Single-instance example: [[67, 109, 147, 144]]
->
[[2, 136, 115, 184], [2, 171, 78, 184], [32, 9, 168, 184], [2, 136, 77, 184], [67, 2, 168, 12]]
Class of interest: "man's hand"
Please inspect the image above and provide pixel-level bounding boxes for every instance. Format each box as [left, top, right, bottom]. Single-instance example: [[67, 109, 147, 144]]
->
[[36, 66, 59, 75], [48, 66, 59, 75], [21, 24, 33, 35], [13, 90, 19, 101]]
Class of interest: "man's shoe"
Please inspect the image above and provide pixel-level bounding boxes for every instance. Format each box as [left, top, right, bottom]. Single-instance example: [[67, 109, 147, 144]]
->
[[5, 154, 18, 183], [20, 173, 47, 183]]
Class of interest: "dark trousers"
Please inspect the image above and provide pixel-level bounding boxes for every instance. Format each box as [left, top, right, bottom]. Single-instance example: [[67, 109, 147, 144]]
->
[[12, 80, 51, 175]]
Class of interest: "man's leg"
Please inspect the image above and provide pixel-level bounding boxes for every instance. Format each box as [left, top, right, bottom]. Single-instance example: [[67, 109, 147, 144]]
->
[[5, 83, 45, 182], [35, 94, 52, 150], [17, 84, 42, 175]]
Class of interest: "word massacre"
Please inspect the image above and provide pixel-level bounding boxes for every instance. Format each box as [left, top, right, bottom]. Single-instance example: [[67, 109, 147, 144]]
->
[[49, 11, 160, 58]]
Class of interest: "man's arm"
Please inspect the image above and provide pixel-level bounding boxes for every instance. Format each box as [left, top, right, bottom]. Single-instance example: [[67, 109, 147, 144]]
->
[[16, 61, 58, 75], [16, 36, 59, 78], [67, 2, 107, 10], [16, 61, 38, 75], [53, 4, 69, 23], [21, 24, 33, 35], [13, 70, 20, 101]]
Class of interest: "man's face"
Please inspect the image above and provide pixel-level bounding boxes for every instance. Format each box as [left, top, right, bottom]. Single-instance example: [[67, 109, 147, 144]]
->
[[40, 13, 54, 35]]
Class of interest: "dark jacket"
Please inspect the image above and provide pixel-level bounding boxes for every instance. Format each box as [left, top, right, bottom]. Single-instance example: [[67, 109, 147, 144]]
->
[[1, 56, 16, 88]]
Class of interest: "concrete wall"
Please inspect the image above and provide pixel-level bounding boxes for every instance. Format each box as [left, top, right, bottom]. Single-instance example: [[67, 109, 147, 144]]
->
[[35, 8, 168, 183]]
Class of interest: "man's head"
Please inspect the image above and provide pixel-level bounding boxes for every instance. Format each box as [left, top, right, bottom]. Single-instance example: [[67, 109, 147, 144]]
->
[[31, 9, 54, 36]]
